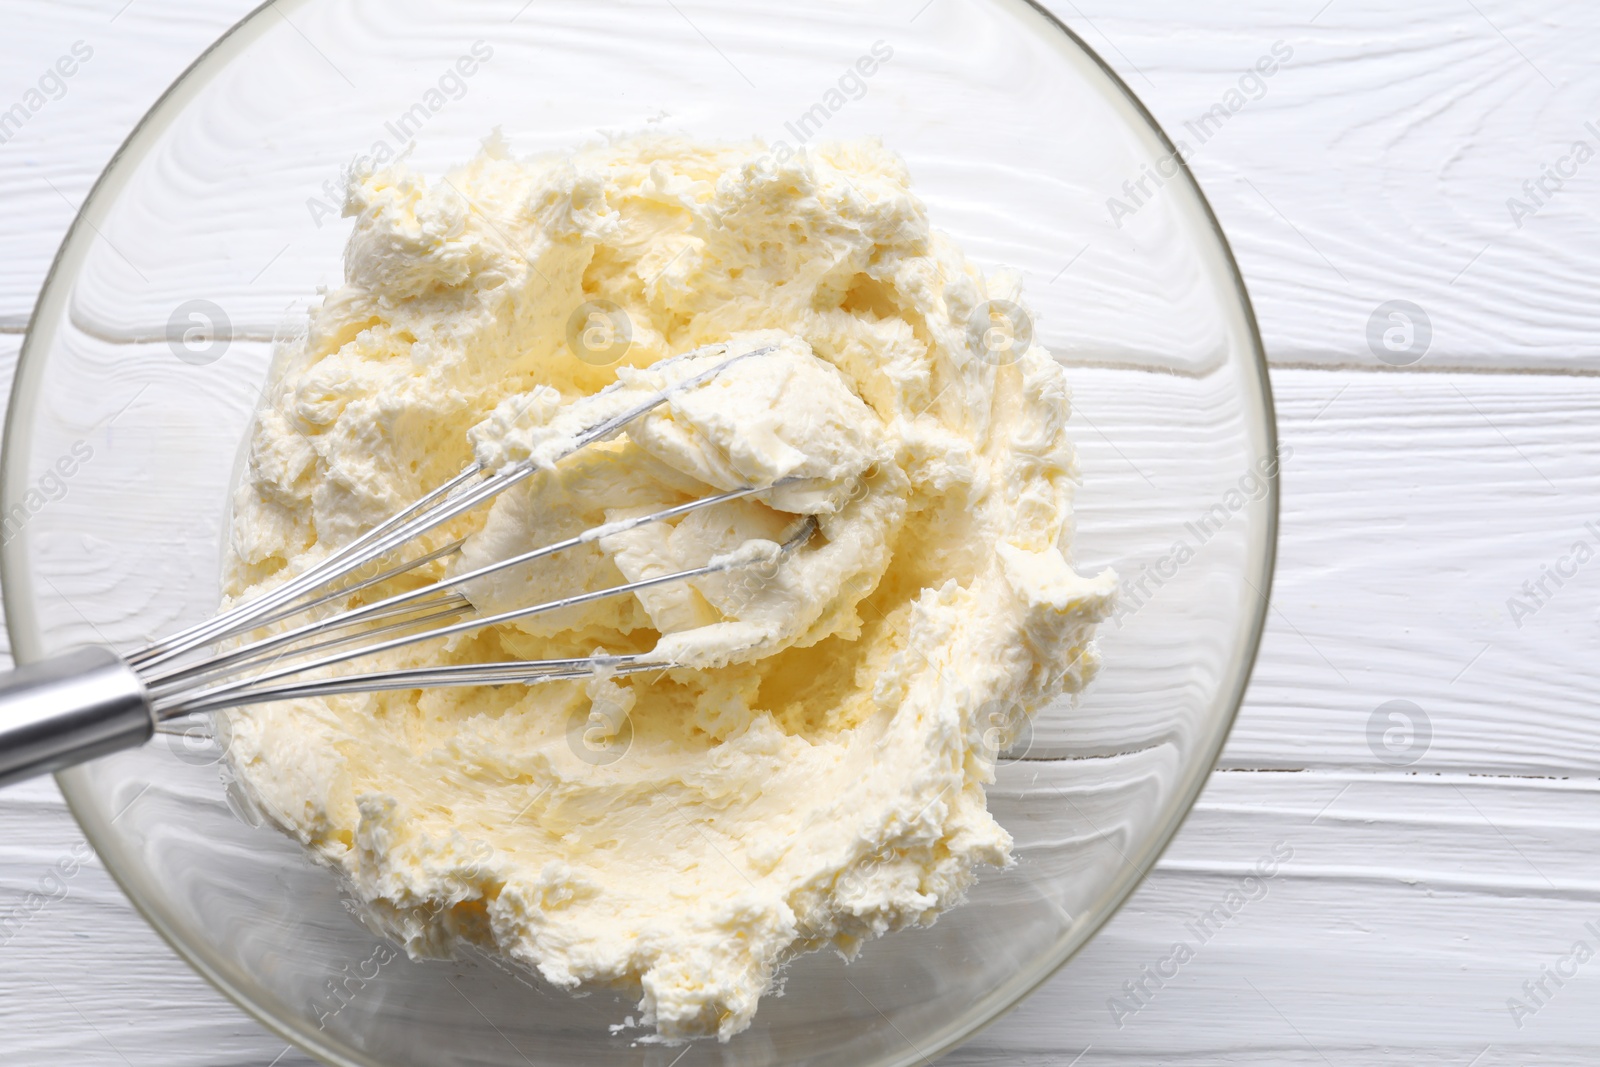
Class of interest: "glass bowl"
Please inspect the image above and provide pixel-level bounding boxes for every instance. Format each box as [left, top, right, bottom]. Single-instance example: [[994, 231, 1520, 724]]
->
[[1, 1, 1276, 1064]]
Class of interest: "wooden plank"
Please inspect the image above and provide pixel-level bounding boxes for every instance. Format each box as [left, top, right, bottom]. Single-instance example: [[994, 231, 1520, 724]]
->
[[1, 355, 1596, 779], [2, 0, 1599, 372], [959, 771, 1600, 1065], [0, 0, 262, 329], [6, 769, 1598, 1064], [1044, 0, 1600, 372], [1017, 364, 1600, 777], [1222, 368, 1600, 774], [9, 359, 1595, 777], [0, 776, 318, 1067]]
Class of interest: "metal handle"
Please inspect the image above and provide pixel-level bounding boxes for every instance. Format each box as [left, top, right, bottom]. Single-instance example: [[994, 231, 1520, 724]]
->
[[0, 647, 154, 789]]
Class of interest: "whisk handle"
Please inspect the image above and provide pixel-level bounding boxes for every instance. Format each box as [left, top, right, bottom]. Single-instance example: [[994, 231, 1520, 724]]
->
[[0, 647, 154, 789]]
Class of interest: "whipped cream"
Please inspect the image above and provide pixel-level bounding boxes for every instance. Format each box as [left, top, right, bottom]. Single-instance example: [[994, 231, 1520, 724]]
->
[[222, 134, 1116, 1040]]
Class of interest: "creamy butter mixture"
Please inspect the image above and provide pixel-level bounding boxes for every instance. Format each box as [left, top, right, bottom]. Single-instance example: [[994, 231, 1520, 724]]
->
[[223, 135, 1116, 1040]]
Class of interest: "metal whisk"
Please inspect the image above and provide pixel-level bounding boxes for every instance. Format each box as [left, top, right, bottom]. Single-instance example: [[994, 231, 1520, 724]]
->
[[0, 344, 816, 788]]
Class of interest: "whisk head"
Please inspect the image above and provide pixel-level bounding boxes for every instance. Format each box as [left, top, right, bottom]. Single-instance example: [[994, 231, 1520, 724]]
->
[[131, 344, 816, 720]]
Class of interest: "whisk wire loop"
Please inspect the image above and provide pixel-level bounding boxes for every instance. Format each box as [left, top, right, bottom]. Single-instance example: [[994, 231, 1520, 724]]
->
[[134, 344, 811, 720]]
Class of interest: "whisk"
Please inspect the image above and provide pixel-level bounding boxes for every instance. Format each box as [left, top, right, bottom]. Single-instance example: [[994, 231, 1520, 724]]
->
[[0, 344, 817, 788]]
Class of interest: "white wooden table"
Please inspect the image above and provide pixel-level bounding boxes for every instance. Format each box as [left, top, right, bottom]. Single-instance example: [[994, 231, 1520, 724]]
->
[[3, 1, 1597, 1063]]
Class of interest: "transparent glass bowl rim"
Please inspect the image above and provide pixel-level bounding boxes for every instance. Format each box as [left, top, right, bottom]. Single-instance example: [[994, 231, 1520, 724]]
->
[[0, 1, 1280, 1063]]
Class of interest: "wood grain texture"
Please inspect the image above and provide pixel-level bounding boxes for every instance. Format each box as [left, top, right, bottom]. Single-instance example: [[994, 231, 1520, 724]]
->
[[0, 774, 319, 1067], [3, 0, 1598, 370], [9, 767, 1600, 1065], [1227, 368, 1600, 775], [958, 773, 1600, 1066], [2, 368, 1596, 1060], [0, 0, 263, 331], [1, 0, 1598, 1065], [1052, 0, 1600, 371]]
